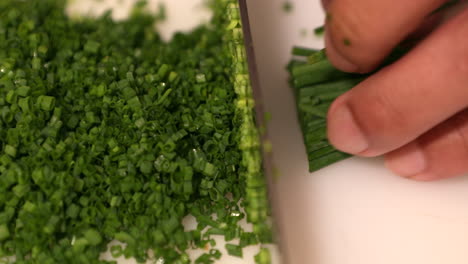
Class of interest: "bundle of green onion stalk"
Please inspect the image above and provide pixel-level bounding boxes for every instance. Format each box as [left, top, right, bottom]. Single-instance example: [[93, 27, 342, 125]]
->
[[289, 1, 457, 173], [289, 45, 407, 172], [288, 48, 363, 172], [0, 0, 272, 263]]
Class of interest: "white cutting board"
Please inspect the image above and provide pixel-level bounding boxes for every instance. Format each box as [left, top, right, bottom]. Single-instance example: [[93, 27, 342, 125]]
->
[[68, 1, 468, 264], [246, 0, 468, 264]]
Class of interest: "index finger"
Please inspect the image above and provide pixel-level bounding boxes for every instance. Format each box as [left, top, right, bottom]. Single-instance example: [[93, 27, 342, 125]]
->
[[324, 0, 447, 73]]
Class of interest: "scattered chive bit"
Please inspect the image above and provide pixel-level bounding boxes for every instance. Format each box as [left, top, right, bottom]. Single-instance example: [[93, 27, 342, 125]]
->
[[291, 46, 318, 57], [325, 11, 332, 22], [300, 28, 308, 38], [343, 38, 351, 46], [313, 25, 324, 37], [0, 0, 272, 263], [255, 247, 272, 264], [264, 111, 272, 123], [272, 167, 281, 182], [225, 243, 243, 257], [263, 140, 273, 153], [282, 1, 293, 13]]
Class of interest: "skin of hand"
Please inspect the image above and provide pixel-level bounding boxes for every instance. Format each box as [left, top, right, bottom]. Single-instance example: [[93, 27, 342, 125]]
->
[[323, 0, 468, 181]]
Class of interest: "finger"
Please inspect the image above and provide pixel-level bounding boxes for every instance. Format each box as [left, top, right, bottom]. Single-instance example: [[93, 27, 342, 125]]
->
[[385, 109, 468, 181], [324, 0, 447, 73], [321, 0, 332, 10], [327, 8, 468, 156], [403, 13, 442, 45]]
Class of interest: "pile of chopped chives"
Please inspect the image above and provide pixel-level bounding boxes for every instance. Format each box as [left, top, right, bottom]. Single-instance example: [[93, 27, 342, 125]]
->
[[0, 0, 272, 263]]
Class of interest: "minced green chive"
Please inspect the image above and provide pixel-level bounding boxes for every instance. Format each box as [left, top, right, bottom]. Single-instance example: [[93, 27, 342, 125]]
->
[[225, 244, 243, 257], [282, 1, 293, 13], [255, 248, 271, 264], [83, 229, 102, 246], [16, 86, 30, 97], [343, 38, 351, 46], [0, 225, 10, 241], [314, 25, 324, 36], [37, 95, 55, 111], [4, 145, 16, 157]]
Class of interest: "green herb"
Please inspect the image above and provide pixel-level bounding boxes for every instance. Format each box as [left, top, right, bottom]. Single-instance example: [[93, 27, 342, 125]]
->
[[343, 38, 351, 46], [225, 0, 272, 245], [255, 247, 272, 264], [0, 0, 272, 263], [282, 1, 293, 13], [288, 47, 358, 172], [292, 46, 318, 57], [0, 225, 10, 241], [314, 25, 324, 37], [195, 249, 222, 264], [288, 41, 406, 171], [225, 244, 243, 257]]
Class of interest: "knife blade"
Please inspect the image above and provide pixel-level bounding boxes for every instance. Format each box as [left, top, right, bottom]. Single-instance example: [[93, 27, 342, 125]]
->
[[237, 1, 286, 262]]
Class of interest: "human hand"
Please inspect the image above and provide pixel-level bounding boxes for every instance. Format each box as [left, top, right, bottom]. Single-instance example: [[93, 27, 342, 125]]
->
[[323, 0, 468, 181]]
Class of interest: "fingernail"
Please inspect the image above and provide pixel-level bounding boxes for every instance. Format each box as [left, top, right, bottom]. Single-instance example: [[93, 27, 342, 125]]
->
[[385, 142, 427, 177], [327, 102, 369, 154], [324, 30, 359, 73]]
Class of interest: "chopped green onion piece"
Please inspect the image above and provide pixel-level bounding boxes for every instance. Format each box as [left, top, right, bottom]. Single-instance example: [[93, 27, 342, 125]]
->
[[255, 248, 271, 264], [282, 1, 293, 13], [4, 145, 16, 157], [291, 46, 318, 57], [225, 244, 243, 257], [0, 224, 10, 241], [37, 95, 55, 111], [314, 25, 324, 36], [16, 86, 30, 97], [110, 245, 123, 258], [83, 229, 102, 246], [343, 38, 351, 46]]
